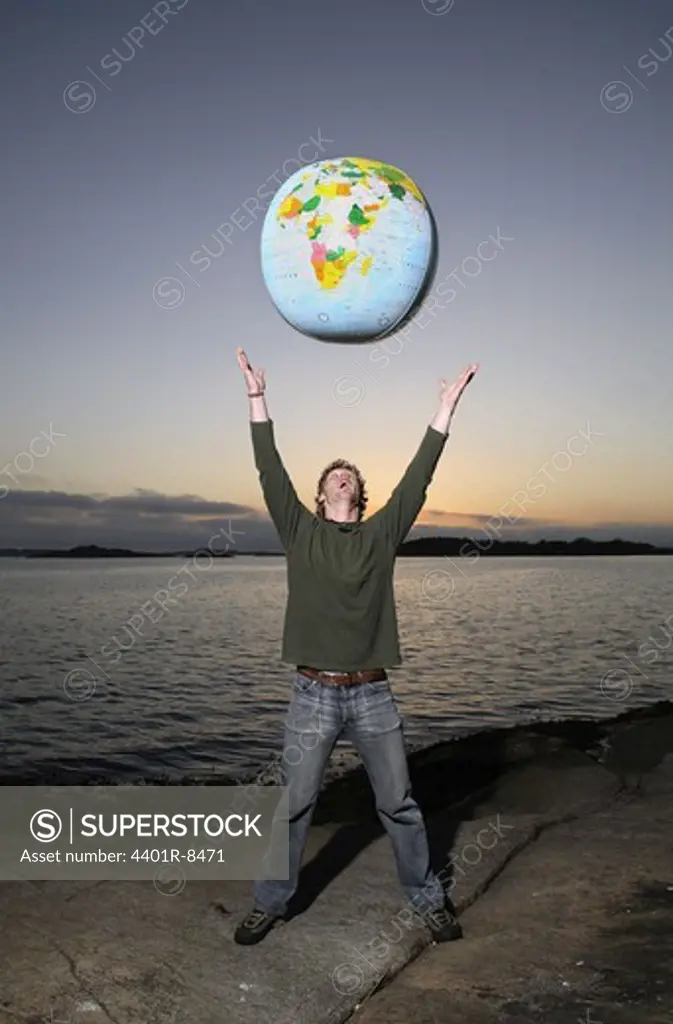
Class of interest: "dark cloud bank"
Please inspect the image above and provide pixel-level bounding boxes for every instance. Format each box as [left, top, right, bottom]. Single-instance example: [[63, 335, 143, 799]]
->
[[1, 489, 672, 551]]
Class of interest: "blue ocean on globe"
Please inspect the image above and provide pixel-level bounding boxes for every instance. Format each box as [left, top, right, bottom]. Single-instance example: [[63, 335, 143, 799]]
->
[[260, 156, 436, 343]]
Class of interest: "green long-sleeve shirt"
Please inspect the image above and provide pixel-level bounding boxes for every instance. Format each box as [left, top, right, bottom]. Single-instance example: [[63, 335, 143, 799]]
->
[[250, 420, 448, 670]]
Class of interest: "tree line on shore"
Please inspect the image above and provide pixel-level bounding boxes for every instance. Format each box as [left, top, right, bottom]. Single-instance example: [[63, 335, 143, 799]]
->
[[0, 538, 671, 558]]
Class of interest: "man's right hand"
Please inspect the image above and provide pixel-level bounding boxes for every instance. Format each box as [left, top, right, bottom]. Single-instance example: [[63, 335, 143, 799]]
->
[[236, 347, 266, 396]]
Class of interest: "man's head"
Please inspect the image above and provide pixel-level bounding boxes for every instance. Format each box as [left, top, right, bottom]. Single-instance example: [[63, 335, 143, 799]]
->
[[315, 459, 368, 523]]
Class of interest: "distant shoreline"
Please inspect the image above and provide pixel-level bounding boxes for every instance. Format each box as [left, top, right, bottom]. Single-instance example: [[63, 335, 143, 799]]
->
[[1, 538, 672, 558]]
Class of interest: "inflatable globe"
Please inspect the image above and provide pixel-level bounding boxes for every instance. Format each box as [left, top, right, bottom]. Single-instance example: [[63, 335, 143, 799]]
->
[[260, 156, 436, 343]]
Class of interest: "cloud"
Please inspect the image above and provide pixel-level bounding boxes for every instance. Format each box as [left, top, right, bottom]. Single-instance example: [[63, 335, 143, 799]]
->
[[1, 489, 672, 551], [410, 520, 673, 547], [421, 508, 551, 528], [3, 489, 255, 516], [0, 488, 271, 551]]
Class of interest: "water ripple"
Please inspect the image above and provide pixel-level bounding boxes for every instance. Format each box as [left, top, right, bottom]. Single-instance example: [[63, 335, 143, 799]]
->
[[0, 555, 671, 780]]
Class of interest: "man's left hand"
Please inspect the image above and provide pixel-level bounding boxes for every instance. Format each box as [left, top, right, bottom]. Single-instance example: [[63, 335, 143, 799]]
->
[[440, 363, 479, 415]]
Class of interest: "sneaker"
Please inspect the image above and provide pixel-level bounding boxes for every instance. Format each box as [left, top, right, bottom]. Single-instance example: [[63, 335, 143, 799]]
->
[[233, 906, 282, 945], [426, 904, 463, 943]]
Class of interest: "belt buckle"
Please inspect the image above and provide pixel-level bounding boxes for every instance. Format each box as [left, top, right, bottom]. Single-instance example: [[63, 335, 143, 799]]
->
[[323, 669, 353, 686], [320, 671, 340, 683]]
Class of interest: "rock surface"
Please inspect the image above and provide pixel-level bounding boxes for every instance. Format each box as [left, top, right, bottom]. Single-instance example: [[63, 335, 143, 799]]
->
[[0, 704, 671, 1024], [351, 756, 673, 1023]]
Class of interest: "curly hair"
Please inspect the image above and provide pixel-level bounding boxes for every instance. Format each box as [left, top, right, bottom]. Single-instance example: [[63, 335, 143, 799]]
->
[[315, 459, 368, 521]]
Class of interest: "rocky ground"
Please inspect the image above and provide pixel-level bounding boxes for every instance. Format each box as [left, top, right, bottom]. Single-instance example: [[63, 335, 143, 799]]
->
[[1, 703, 671, 1024], [350, 708, 673, 1024]]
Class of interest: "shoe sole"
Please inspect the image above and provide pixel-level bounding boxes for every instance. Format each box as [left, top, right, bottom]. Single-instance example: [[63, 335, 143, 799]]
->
[[431, 926, 463, 942], [234, 917, 283, 945]]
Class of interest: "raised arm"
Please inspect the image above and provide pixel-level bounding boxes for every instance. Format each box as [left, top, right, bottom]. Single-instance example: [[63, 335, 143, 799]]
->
[[374, 363, 479, 549], [237, 348, 307, 549]]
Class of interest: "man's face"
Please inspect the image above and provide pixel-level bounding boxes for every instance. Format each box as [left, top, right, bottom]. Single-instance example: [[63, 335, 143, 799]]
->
[[323, 467, 358, 505]]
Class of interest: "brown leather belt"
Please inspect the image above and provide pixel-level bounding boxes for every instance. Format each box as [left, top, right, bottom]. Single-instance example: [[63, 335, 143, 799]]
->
[[297, 665, 387, 687]]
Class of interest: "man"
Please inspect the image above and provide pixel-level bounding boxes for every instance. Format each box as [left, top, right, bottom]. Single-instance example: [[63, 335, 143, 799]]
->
[[234, 346, 478, 945]]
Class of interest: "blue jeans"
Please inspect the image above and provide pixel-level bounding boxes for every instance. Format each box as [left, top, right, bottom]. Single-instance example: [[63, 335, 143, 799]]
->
[[254, 671, 445, 917]]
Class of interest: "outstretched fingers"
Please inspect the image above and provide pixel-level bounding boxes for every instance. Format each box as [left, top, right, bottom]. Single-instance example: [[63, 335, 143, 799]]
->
[[453, 363, 479, 396], [460, 362, 479, 387], [236, 347, 251, 372]]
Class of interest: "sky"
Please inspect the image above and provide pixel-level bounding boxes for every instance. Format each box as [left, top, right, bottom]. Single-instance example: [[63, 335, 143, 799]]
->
[[1, 0, 672, 551]]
